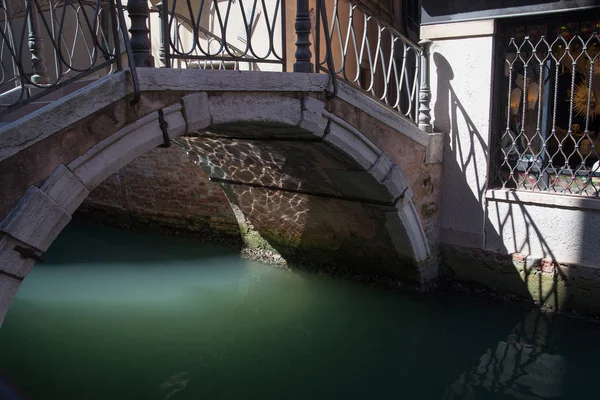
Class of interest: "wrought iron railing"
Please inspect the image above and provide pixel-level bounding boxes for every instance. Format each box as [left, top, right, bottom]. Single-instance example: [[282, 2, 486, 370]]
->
[[0, 0, 137, 115], [146, 0, 430, 127], [314, 0, 423, 124], [495, 29, 600, 196], [151, 7, 246, 70], [155, 0, 287, 71]]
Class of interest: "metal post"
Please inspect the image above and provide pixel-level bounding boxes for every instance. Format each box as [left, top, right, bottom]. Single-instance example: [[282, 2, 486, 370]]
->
[[26, 0, 48, 84], [127, 0, 154, 67], [156, 0, 169, 68], [293, 0, 313, 72], [418, 39, 432, 132]]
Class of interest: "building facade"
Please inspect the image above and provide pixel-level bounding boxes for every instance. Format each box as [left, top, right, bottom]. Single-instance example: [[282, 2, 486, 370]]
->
[[422, 0, 600, 309]]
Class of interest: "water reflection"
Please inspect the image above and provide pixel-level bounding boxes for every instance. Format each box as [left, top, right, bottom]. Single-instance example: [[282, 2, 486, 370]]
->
[[444, 313, 566, 400], [160, 372, 190, 400], [0, 220, 598, 400]]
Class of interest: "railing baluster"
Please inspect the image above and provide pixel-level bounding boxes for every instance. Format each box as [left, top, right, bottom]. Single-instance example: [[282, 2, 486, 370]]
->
[[127, 0, 154, 67], [156, 0, 169, 68], [418, 39, 432, 133], [26, 0, 48, 84], [294, 0, 313, 73]]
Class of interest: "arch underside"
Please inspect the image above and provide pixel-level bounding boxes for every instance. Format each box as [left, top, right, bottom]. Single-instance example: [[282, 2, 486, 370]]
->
[[0, 89, 433, 326]]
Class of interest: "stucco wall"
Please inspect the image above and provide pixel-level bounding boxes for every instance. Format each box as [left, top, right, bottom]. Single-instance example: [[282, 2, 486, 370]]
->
[[425, 21, 494, 249], [485, 193, 600, 268]]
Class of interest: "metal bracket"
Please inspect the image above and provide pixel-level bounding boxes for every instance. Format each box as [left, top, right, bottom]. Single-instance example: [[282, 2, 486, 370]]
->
[[14, 245, 44, 263], [158, 109, 171, 148]]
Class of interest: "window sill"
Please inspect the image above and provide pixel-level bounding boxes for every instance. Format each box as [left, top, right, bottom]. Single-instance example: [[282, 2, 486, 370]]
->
[[485, 189, 600, 211]]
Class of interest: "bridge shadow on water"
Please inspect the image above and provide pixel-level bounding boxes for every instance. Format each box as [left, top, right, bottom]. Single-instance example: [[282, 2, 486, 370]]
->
[[44, 218, 242, 265]]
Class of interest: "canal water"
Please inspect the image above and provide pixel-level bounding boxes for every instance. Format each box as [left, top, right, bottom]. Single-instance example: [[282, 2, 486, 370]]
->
[[0, 221, 598, 400]]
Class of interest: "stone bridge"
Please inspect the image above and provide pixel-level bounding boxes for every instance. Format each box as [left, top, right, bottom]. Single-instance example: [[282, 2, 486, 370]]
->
[[0, 68, 442, 325]]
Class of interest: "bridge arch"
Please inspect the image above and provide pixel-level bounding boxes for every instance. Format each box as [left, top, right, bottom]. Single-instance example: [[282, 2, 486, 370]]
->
[[0, 73, 433, 326]]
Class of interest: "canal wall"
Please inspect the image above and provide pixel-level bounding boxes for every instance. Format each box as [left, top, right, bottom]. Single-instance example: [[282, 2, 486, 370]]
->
[[79, 145, 241, 243], [79, 144, 293, 265]]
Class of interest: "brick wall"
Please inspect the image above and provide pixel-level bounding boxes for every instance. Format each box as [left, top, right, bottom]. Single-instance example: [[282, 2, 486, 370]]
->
[[80, 144, 241, 242]]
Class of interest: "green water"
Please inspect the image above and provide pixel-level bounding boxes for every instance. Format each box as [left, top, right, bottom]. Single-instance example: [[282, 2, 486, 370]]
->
[[1, 221, 598, 400]]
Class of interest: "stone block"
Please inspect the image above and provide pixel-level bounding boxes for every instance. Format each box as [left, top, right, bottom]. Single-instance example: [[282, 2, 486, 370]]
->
[[0, 186, 70, 251], [298, 96, 327, 137], [162, 103, 187, 140], [0, 234, 37, 278], [426, 132, 444, 164], [136, 68, 330, 93], [0, 72, 130, 163], [418, 260, 440, 283], [333, 79, 429, 146], [324, 121, 381, 170], [182, 92, 211, 133], [209, 93, 302, 127], [381, 165, 413, 203], [68, 112, 164, 189], [384, 209, 413, 259], [398, 201, 431, 262], [0, 273, 21, 327], [40, 164, 90, 215], [368, 153, 394, 182]]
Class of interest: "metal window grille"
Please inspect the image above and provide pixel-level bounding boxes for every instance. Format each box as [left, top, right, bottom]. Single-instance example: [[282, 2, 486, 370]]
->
[[493, 11, 600, 196]]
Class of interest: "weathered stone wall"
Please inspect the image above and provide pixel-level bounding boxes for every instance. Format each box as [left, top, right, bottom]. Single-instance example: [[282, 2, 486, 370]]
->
[[82, 95, 442, 273], [81, 145, 240, 242], [328, 97, 442, 253], [443, 245, 600, 315]]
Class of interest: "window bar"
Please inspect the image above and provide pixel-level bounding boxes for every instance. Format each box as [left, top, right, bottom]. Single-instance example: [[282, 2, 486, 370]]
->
[[539, 57, 552, 190]]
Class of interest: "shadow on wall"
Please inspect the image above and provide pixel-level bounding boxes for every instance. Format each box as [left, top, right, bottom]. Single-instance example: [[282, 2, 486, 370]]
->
[[175, 135, 423, 282], [432, 52, 572, 310]]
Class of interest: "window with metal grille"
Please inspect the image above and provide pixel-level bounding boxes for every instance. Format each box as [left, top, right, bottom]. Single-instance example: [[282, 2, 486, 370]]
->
[[491, 10, 600, 196], [404, 0, 420, 43]]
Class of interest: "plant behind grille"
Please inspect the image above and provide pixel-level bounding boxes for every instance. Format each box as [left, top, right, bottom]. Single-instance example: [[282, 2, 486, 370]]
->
[[496, 25, 600, 196]]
